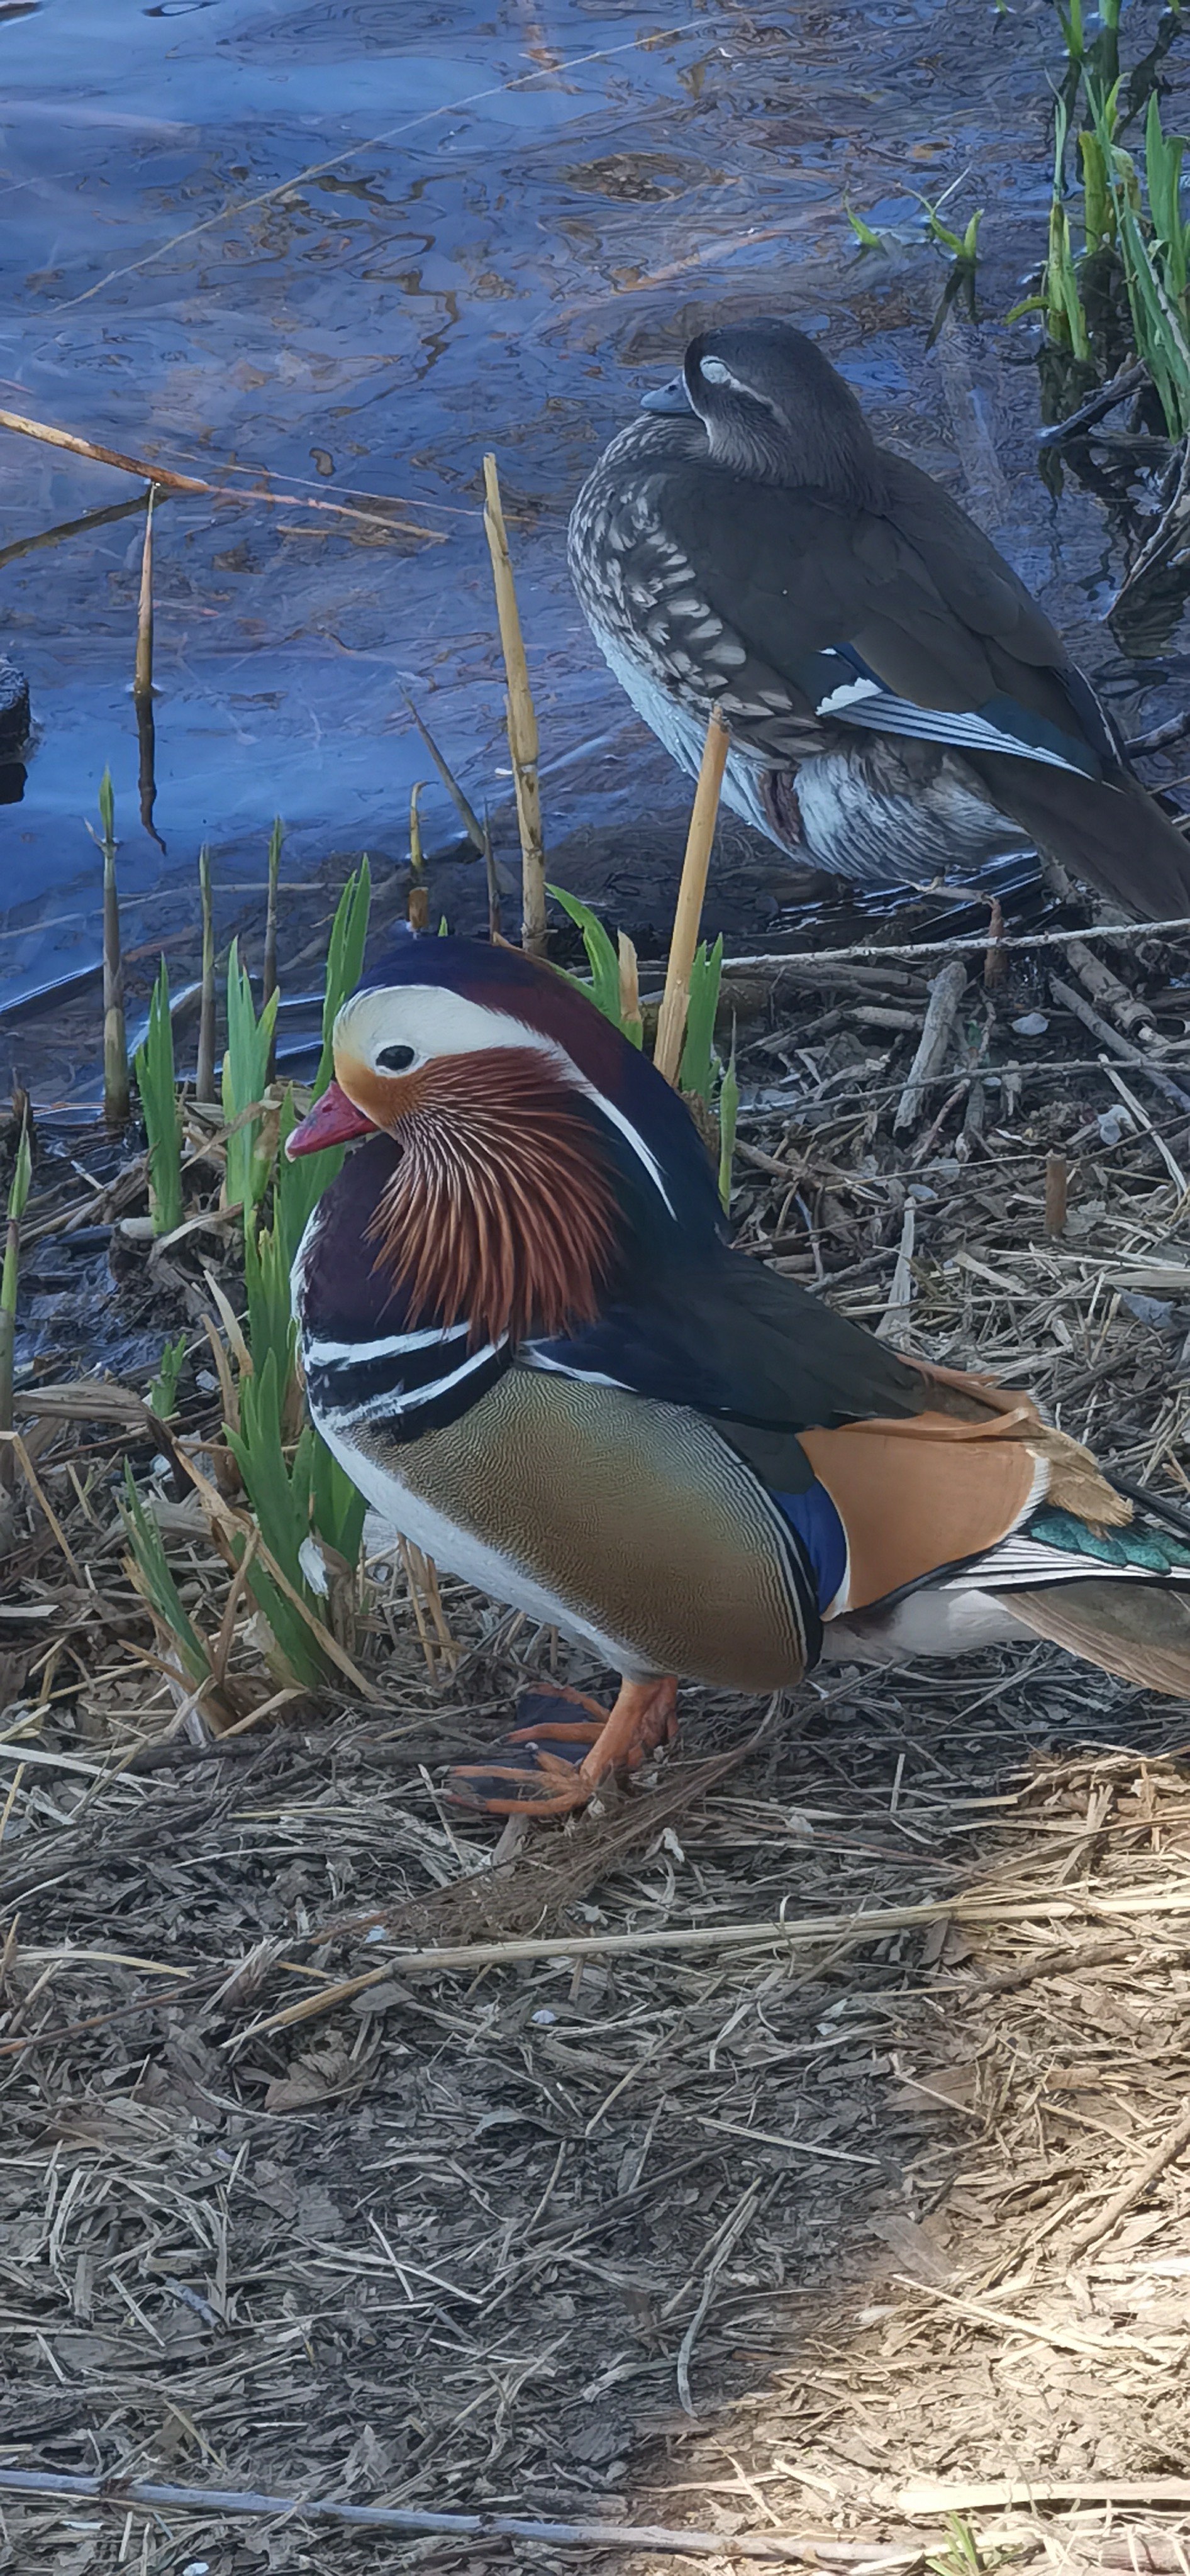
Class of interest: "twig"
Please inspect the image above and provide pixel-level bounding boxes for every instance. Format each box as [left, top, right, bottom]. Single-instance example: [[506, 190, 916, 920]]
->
[[228, 1882, 1190, 2045], [1065, 936, 1155, 1041], [877, 1200, 916, 1341], [655, 708, 731, 1085], [401, 694, 486, 857], [1035, 360, 1147, 445], [892, 961, 967, 1135], [1050, 974, 1190, 1113], [482, 453, 547, 957], [0, 405, 444, 541], [1099, 1061, 1189, 1195], [676, 2179, 761, 2416], [196, 845, 216, 1106], [1125, 708, 1190, 758], [0, 2470, 921, 2564], [721, 919, 1190, 972], [1065, 2095, 1190, 2260]]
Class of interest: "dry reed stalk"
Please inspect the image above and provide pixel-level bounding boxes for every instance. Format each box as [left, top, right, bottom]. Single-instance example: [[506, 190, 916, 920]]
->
[[196, 845, 216, 1104], [1064, 2094, 1190, 2259], [984, 894, 1006, 987], [0, 2469, 923, 2563], [0, 406, 443, 540], [232, 1880, 1190, 2044], [654, 706, 730, 1086], [892, 961, 967, 1136], [618, 930, 643, 1043], [263, 820, 281, 1080], [133, 483, 154, 701], [1045, 1151, 1068, 1237], [481, 453, 547, 956], [407, 781, 428, 930], [94, 771, 130, 1128]]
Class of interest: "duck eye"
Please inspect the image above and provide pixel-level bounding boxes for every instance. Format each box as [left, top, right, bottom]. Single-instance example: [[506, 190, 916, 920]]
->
[[376, 1043, 416, 1073]]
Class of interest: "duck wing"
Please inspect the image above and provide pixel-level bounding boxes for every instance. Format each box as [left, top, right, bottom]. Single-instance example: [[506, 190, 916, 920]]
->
[[526, 1243, 930, 1491], [653, 460, 1190, 919]]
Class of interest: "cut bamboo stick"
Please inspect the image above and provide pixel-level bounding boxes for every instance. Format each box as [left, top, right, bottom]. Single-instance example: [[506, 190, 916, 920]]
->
[[653, 707, 730, 1087], [482, 453, 547, 957], [195, 845, 216, 1106]]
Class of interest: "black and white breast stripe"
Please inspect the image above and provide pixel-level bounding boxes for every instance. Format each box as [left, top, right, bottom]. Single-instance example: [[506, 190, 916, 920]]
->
[[303, 1321, 510, 1441]]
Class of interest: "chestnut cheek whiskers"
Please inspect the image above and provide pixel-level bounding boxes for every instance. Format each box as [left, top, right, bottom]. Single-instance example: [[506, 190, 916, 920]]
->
[[360, 1048, 619, 1346]]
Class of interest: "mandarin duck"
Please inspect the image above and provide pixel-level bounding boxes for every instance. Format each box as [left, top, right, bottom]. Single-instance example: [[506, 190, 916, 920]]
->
[[287, 936, 1190, 1816], [568, 317, 1190, 919]]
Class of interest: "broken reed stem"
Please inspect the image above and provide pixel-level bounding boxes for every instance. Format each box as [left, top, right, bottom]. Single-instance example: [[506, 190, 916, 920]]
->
[[97, 770, 130, 1128], [618, 930, 643, 1045], [983, 894, 1005, 987], [133, 484, 154, 701], [892, 960, 967, 1137], [482, 453, 547, 958], [0, 2470, 921, 2563], [0, 408, 443, 542], [654, 707, 730, 1087], [1065, 2092, 1190, 2259], [263, 819, 282, 1080], [1045, 1150, 1068, 1237], [195, 845, 216, 1106], [0, 1110, 33, 1495], [234, 1881, 1190, 2043], [408, 780, 428, 931]]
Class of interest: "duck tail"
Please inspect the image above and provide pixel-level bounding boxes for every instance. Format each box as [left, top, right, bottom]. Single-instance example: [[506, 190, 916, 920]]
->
[[1004, 1578, 1190, 1696], [961, 752, 1190, 923]]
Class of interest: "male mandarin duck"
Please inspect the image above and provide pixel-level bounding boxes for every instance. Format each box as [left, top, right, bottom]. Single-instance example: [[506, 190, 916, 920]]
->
[[287, 936, 1190, 1817], [568, 317, 1190, 918]]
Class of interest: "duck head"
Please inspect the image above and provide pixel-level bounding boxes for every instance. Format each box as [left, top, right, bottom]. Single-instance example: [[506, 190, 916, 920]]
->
[[641, 316, 885, 502], [287, 935, 721, 1343]]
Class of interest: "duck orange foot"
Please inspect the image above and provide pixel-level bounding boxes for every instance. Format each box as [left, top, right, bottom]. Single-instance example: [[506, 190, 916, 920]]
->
[[447, 1675, 679, 1818]]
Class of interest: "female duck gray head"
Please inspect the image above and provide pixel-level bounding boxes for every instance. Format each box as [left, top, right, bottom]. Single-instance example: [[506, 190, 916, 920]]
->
[[640, 316, 887, 504]]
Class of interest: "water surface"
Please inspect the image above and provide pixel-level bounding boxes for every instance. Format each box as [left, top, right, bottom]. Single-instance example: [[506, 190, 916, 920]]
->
[[3, 0, 1188, 1096]]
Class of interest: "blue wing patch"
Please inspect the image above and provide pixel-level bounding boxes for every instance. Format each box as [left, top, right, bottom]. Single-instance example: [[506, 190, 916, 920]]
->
[[773, 1482, 847, 1615]]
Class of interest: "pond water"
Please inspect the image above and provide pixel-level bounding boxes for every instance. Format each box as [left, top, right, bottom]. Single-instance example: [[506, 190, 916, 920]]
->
[[2, 0, 1189, 1103]]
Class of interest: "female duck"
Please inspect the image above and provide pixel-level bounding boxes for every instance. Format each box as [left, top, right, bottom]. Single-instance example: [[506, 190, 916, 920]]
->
[[288, 937, 1190, 1817], [568, 318, 1190, 919]]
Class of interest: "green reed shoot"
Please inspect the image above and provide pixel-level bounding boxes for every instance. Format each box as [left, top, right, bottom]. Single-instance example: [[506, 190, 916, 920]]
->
[[120, 1460, 213, 1687], [225, 1351, 359, 1687], [149, 1330, 187, 1423], [679, 935, 725, 1101], [549, 883, 626, 1030], [222, 938, 279, 1218], [86, 769, 130, 1128], [264, 816, 282, 1079], [1086, 75, 1190, 434], [134, 958, 184, 1237], [0, 1116, 32, 1486]]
